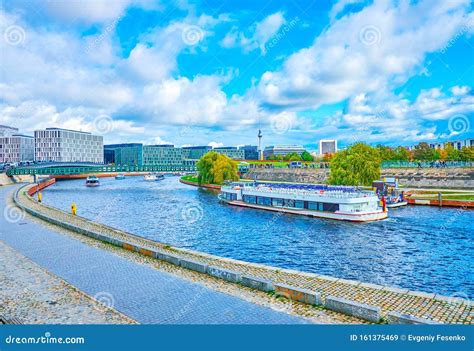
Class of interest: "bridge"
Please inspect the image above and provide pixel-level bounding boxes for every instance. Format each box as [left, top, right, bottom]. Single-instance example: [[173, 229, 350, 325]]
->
[[6, 162, 197, 176]]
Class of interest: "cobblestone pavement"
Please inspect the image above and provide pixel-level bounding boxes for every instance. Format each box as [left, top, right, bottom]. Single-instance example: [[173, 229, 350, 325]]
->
[[12, 184, 473, 324], [0, 240, 134, 324], [1, 185, 310, 324]]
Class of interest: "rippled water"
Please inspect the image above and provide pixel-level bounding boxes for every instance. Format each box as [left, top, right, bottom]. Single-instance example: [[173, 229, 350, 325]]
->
[[42, 176, 474, 296]]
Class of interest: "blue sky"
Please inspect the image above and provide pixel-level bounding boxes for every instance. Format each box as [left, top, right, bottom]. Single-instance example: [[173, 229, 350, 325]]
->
[[0, 0, 473, 151]]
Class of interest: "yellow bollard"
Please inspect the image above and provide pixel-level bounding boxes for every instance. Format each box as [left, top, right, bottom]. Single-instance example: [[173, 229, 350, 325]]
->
[[37, 192, 42, 203], [71, 203, 77, 216]]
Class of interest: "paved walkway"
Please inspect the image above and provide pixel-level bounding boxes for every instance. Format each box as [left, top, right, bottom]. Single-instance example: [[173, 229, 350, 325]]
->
[[0, 240, 134, 324], [0, 185, 305, 324]]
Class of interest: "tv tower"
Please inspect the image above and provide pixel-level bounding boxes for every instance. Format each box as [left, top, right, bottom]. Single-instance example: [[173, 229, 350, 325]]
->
[[258, 129, 263, 160]]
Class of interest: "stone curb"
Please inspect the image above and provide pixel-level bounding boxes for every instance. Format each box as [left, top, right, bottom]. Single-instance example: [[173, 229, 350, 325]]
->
[[324, 296, 381, 323], [387, 312, 440, 325]]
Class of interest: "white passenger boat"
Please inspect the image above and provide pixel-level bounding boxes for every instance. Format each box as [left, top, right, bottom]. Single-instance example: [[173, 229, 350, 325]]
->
[[85, 176, 100, 187], [218, 182, 388, 222], [144, 173, 157, 181], [115, 173, 126, 180], [144, 173, 165, 181]]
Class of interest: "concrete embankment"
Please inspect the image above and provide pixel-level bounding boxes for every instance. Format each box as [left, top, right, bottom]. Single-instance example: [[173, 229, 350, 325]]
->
[[13, 184, 473, 324], [243, 167, 474, 189]]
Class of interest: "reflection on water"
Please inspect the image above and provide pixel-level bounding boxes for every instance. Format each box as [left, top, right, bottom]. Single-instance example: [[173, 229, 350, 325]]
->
[[42, 176, 474, 296]]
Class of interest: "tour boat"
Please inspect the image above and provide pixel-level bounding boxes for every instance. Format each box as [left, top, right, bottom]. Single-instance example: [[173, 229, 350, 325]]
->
[[144, 173, 165, 181], [85, 176, 100, 187], [115, 173, 126, 180], [218, 182, 388, 222], [144, 173, 157, 181]]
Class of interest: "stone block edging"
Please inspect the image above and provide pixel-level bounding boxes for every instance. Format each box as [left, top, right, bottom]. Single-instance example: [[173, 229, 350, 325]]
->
[[387, 312, 439, 325], [324, 296, 381, 323]]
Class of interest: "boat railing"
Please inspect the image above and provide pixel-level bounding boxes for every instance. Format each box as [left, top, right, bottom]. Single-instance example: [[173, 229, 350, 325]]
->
[[241, 186, 375, 199]]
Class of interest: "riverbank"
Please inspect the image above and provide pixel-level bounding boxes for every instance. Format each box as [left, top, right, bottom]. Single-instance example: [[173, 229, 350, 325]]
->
[[0, 240, 135, 324], [179, 175, 221, 190], [13, 183, 473, 324]]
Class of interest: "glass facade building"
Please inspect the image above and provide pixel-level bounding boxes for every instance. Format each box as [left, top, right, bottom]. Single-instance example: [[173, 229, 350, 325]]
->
[[182, 146, 212, 160], [104, 143, 143, 166], [263, 145, 306, 159], [238, 145, 259, 160], [213, 147, 245, 160], [143, 145, 184, 166]]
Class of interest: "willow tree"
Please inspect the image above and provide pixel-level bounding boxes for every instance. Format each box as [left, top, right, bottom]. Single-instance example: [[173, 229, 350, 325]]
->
[[328, 143, 381, 186], [196, 152, 239, 185]]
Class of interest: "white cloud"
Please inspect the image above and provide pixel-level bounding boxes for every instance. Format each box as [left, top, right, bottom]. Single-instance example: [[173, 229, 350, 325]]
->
[[208, 141, 224, 148], [220, 12, 286, 54], [257, 0, 473, 110]]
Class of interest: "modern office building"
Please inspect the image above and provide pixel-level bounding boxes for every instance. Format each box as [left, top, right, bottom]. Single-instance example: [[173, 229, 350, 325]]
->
[[0, 134, 35, 163], [238, 145, 259, 160], [0, 125, 19, 137], [319, 140, 338, 155], [182, 146, 212, 160], [34, 128, 103, 163], [263, 145, 306, 159], [213, 147, 245, 160], [143, 145, 184, 166], [104, 143, 143, 166]]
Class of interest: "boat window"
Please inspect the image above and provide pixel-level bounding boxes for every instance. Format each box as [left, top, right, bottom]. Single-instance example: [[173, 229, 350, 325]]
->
[[272, 198, 284, 207], [295, 200, 304, 209], [307, 202, 319, 210], [322, 203, 339, 212], [283, 199, 295, 207], [243, 195, 257, 204]]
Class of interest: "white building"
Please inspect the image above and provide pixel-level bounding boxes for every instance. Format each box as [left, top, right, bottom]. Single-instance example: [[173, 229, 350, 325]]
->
[[263, 145, 306, 159], [319, 140, 338, 155], [0, 125, 19, 137], [428, 138, 474, 150], [34, 128, 103, 163], [0, 134, 35, 164]]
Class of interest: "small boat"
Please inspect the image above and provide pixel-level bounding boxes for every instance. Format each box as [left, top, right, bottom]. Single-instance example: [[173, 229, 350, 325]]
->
[[373, 178, 408, 208], [144, 173, 157, 181], [156, 174, 165, 181], [115, 173, 126, 180], [85, 176, 100, 187]]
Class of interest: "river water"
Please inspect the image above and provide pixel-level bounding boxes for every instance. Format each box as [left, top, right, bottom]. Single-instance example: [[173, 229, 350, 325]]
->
[[42, 176, 473, 297]]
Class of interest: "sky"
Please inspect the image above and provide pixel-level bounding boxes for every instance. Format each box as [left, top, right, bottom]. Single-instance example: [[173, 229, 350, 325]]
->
[[0, 0, 473, 151]]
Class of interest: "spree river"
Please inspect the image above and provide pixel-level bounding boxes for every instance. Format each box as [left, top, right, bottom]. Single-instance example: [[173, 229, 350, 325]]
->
[[42, 176, 474, 297]]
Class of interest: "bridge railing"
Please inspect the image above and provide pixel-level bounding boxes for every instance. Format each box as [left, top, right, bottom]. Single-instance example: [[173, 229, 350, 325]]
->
[[382, 161, 473, 168], [6, 164, 197, 176]]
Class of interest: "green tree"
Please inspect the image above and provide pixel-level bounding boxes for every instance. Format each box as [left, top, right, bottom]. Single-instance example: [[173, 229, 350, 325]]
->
[[301, 151, 314, 162], [460, 146, 474, 161], [328, 143, 381, 186], [283, 152, 303, 161], [196, 152, 239, 185], [394, 146, 411, 161], [444, 144, 461, 161], [413, 142, 438, 161], [376, 145, 396, 160]]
